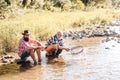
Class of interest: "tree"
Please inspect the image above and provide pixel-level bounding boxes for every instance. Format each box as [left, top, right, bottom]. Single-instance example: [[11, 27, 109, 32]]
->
[[4, 0, 11, 5], [81, 0, 90, 5], [22, 0, 31, 8]]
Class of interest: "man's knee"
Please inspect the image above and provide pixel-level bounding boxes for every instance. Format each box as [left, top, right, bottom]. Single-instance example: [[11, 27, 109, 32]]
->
[[57, 49, 62, 53], [55, 49, 62, 57], [27, 49, 34, 53], [34, 48, 41, 54], [36, 48, 41, 51]]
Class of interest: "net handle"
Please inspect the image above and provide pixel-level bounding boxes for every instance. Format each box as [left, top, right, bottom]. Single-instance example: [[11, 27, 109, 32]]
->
[[69, 46, 84, 54], [70, 46, 83, 50]]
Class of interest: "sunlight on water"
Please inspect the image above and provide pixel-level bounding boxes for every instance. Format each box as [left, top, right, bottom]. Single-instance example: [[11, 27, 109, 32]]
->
[[0, 36, 120, 80], [109, 26, 120, 34]]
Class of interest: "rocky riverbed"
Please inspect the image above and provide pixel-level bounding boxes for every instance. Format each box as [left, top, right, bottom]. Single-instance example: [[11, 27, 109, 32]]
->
[[63, 18, 120, 40]]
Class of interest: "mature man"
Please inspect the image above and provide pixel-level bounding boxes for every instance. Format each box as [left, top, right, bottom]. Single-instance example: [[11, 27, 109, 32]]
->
[[45, 31, 70, 58], [18, 30, 41, 65]]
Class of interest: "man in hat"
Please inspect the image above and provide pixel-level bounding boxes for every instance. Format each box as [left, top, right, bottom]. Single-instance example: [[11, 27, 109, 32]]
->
[[18, 30, 42, 65], [45, 31, 70, 59]]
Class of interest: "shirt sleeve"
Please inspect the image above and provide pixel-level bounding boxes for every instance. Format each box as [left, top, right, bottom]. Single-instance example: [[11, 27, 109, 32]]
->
[[51, 36, 58, 44], [59, 39, 64, 46], [46, 35, 64, 47]]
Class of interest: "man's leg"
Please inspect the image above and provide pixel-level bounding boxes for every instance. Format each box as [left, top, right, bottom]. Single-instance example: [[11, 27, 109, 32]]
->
[[35, 48, 41, 62], [17, 51, 30, 64], [21, 51, 30, 61], [28, 49, 37, 65], [46, 49, 57, 58], [55, 49, 62, 58]]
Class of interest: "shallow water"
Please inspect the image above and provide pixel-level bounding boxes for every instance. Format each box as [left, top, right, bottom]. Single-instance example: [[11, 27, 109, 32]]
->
[[0, 36, 120, 80]]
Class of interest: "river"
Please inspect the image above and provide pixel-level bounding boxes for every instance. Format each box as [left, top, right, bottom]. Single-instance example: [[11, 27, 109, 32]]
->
[[0, 35, 120, 80]]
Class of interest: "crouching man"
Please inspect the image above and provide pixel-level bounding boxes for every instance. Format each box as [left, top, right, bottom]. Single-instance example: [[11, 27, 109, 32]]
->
[[45, 31, 70, 59]]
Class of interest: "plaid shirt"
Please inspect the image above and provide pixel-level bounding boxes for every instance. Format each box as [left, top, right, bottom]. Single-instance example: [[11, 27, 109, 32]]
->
[[46, 35, 63, 47], [18, 37, 39, 57]]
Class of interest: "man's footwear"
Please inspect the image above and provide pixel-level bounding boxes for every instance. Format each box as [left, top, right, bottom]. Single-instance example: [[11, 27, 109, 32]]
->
[[16, 59, 25, 64], [16, 59, 31, 65], [34, 61, 37, 65], [38, 59, 41, 64], [25, 60, 30, 64], [38, 59, 41, 62], [46, 54, 50, 57]]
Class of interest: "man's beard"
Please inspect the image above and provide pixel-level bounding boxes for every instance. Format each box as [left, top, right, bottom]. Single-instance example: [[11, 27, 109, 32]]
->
[[24, 37, 29, 42]]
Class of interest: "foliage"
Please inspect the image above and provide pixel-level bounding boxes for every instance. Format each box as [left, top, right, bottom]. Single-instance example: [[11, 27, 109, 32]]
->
[[0, 0, 120, 54], [0, 9, 118, 54]]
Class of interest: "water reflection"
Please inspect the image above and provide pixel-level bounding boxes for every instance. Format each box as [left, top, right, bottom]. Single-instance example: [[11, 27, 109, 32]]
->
[[0, 36, 120, 80], [42, 64, 65, 80]]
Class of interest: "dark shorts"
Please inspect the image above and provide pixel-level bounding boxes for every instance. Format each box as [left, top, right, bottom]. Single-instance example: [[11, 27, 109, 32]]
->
[[46, 49, 62, 58], [21, 51, 30, 61]]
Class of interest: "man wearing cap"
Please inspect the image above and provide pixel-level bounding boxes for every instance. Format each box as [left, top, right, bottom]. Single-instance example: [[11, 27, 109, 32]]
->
[[18, 30, 41, 65], [45, 31, 70, 59]]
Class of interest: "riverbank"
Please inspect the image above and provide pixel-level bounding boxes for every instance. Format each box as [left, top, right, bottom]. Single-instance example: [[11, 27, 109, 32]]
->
[[0, 22, 119, 75], [0, 8, 120, 55], [0, 8, 120, 77], [0, 14, 120, 75]]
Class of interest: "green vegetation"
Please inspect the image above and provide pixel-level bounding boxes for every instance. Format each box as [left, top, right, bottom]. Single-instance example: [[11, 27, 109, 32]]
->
[[0, 0, 120, 54]]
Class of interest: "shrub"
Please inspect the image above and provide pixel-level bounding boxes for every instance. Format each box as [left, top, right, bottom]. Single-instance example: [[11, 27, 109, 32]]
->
[[43, 1, 53, 10], [60, 0, 72, 11], [88, 0, 112, 8], [0, 26, 19, 53], [53, 0, 62, 7], [76, 0, 85, 10]]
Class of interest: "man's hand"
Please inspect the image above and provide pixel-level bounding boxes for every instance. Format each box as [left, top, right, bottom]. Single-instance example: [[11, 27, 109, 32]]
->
[[65, 48, 70, 51], [59, 46, 70, 51], [33, 46, 45, 51], [39, 46, 45, 51]]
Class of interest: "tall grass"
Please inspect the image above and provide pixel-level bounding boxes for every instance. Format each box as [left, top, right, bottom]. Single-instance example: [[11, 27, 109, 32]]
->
[[0, 8, 119, 54]]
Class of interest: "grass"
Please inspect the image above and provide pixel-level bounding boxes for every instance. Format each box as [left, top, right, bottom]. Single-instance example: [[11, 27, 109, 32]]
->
[[0, 8, 120, 53], [113, 11, 120, 18]]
